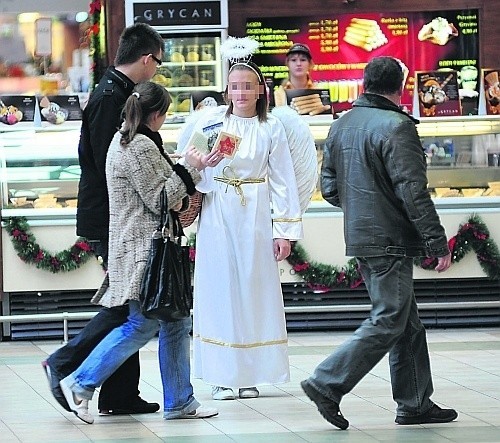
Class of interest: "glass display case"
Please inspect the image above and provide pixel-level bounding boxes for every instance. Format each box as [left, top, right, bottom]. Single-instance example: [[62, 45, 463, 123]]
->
[[155, 33, 224, 113], [125, 0, 229, 114], [1, 114, 499, 291], [0, 123, 103, 294], [0, 123, 81, 217], [3, 115, 499, 215], [304, 115, 500, 204]]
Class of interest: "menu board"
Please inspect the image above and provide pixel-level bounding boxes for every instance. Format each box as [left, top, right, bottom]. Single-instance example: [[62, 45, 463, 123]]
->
[[247, 9, 479, 115]]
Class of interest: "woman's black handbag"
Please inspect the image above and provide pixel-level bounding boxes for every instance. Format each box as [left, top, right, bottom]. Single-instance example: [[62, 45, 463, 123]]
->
[[139, 189, 193, 321]]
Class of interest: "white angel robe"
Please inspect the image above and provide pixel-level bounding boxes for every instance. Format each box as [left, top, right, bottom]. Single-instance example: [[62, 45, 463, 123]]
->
[[178, 106, 303, 388]]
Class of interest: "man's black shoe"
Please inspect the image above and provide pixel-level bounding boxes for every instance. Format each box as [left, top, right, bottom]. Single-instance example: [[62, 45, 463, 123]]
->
[[99, 397, 160, 415], [41, 360, 71, 412], [396, 404, 458, 425], [300, 379, 349, 430]]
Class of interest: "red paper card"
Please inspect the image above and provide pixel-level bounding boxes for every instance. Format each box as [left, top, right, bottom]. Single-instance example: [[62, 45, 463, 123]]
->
[[213, 131, 241, 158]]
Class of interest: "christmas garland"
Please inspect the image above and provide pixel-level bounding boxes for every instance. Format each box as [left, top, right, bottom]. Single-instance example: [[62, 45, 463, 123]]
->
[[5, 217, 95, 273], [87, 0, 106, 90], [416, 214, 500, 280], [5, 215, 500, 282], [188, 214, 500, 290]]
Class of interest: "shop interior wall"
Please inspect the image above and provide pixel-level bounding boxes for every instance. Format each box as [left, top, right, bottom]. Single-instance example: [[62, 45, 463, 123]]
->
[[108, 0, 497, 69]]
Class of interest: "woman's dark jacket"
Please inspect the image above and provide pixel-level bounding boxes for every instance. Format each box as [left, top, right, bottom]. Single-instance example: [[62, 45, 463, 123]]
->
[[321, 93, 449, 258]]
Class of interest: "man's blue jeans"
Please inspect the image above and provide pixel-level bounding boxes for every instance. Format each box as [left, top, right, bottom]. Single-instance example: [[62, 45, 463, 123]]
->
[[307, 255, 434, 417], [62, 301, 200, 418]]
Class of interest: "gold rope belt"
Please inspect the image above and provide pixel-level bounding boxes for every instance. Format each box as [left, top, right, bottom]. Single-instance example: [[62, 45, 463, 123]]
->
[[214, 166, 265, 206]]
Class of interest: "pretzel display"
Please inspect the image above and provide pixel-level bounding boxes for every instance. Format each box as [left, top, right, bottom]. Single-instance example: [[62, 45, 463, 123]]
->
[[290, 94, 330, 115], [343, 18, 388, 52]]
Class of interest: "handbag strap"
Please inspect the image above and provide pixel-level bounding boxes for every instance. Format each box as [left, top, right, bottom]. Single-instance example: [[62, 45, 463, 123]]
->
[[159, 188, 186, 240], [159, 188, 169, 230]]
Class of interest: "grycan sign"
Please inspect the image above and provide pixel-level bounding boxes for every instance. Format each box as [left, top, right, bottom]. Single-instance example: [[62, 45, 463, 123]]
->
[[126, 1, 228, 29]]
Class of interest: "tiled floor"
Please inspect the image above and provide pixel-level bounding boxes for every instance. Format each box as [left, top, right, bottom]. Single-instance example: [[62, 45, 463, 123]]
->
[[0, 327, 499, 442]]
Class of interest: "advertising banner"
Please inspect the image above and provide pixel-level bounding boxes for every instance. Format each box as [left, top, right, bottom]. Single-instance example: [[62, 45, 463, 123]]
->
[[482, 69, 500, 115], [38, 95, 82, 125], [0, 95, 36, 125], [415, 71, 461, 117], [247, 9, 479, 115]]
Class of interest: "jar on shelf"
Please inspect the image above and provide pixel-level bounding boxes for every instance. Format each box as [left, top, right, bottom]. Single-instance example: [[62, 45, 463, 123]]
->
[[200, 70, 214, 86], [201, 44, 215, 61], [186, 44, 200, 62], [169, 45, 185, 63]]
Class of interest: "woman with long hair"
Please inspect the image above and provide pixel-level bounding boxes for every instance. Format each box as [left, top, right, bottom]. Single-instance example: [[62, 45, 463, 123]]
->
[[57, 81, 222, 424]]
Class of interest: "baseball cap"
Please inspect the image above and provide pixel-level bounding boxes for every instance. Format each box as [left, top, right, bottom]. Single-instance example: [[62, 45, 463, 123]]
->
[[286, 43, 312, 59]]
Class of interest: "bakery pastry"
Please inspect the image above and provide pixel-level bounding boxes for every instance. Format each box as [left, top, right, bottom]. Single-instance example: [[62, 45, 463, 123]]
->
[[418, 17, 458, 46], [290, 94, 330, 115]]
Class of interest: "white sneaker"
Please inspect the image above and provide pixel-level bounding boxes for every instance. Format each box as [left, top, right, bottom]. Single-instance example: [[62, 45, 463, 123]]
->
[[75, 399, 94, 424], [239, 387, 260, 399], [59, 379, 94, 424], [212, 386, 235, 400], [167, 406, 219, 419]]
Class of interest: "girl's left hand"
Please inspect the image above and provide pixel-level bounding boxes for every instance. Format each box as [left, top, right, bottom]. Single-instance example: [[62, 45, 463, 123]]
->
[[184, 147, 223, 170], [201, 149, 223, 169], [273, 238, 291, 261]]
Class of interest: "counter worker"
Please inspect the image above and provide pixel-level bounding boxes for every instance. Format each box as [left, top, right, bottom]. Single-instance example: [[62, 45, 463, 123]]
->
[[274, 43, 315, 107]]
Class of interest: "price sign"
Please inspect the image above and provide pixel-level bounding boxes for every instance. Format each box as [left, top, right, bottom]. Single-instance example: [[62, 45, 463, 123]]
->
[[35, 18, 52, 57]]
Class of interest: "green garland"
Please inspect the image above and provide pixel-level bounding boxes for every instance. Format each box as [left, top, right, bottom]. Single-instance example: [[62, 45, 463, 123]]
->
[[88, 0, 106, 90], [188, 214, 500, 290], [5, 217, 95, 273], [415, 214, 500, 280], [6, 214, 500, 283]]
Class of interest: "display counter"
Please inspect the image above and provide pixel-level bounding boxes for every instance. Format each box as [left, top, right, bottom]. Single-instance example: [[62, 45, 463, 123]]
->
[[277, 114, 500, 282], [1, 114, 499, 337], [2, 114, 500, 290], [0, 123, 104, 294]]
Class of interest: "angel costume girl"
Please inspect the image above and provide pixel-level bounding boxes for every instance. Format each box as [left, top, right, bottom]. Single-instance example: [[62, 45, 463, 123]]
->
[[179, 102, 303, 392], [178, 44, 314, 401]]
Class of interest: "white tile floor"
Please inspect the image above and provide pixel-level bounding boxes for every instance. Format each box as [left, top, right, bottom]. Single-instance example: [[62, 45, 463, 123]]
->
[[1, 327, 499, 442]]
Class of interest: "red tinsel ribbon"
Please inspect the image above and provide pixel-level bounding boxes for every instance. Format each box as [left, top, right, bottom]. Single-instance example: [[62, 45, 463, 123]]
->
[[89, 0, 101, 15]]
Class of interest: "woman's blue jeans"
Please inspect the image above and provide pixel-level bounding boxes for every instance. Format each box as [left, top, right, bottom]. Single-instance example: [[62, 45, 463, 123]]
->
[[62, 301, 200, 418], [307, 255, 434, 417]]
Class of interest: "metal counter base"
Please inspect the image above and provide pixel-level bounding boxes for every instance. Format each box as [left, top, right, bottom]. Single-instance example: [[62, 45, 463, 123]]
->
[[1, 278, 499, 340]]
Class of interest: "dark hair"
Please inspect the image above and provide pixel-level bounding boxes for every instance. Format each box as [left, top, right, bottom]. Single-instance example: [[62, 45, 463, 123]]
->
[[120, 82, 171, 145], [225, 61, 268, 122], [114, 23, 163, 65], [363, 56, 404, 95]]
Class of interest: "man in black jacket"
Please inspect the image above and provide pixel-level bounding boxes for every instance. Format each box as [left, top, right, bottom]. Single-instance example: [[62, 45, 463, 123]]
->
[[42, 22, 164, 417], [301, 56, 457, 430]]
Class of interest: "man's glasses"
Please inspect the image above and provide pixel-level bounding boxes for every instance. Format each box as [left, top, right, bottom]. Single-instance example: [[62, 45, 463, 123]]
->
[[143, 53, 162, 66]]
